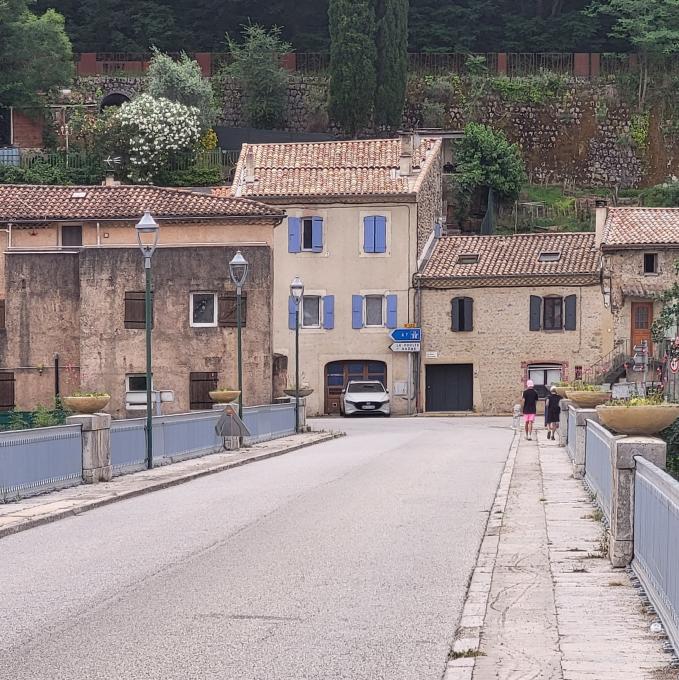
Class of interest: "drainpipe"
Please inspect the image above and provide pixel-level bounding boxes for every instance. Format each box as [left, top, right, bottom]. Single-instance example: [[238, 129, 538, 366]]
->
[[414, 275, 423, 413]]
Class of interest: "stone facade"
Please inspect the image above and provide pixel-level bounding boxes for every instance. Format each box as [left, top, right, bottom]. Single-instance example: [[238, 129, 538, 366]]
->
[[416, 145, 443, 256], [420, 284, 612, 414]]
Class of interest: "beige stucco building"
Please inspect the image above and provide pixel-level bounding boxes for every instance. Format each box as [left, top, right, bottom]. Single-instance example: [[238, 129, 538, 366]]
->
[[417, 232, 613, 414], [224, 134, 443, 415], [0, 184, 283, 416]]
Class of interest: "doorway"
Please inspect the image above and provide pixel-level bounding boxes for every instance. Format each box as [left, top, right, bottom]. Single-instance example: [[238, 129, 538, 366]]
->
[[425, 364, 473, 411], [631, 301, 653, 354], [325, 360, 387, 414]]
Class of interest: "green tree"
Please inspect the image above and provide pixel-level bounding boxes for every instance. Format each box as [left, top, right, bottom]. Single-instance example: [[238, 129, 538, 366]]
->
[[147, 48, 217, 132], [455, 122, 526, 234], [374, 0, 408, 128], [225, 24, 291, 130], [0, 0, 73, 108], [328, 0, 376, 134]]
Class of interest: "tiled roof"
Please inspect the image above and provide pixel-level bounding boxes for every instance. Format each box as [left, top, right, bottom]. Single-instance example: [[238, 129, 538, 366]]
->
[[220, 137, 441, 199], [0, 185, 283, 223], [602, 207, 679, 248], [419, 232, 599, 288]]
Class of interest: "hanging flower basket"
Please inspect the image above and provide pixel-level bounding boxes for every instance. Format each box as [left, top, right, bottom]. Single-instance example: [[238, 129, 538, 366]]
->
[[209, 389, 241, 404], [596, 404, 679, 436], [63, 394, 110, 414], [565, 390, 611, 408]]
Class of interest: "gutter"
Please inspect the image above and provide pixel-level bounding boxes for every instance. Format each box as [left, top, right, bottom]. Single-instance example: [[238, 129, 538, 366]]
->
[[0, 214, 285, 226]]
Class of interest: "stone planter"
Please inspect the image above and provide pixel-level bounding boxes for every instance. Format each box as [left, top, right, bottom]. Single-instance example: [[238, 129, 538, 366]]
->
[[596, 404, 679, 436], [554, 386, 569, 398], [284, 388, 314, 398], [63, 395, 110, 414], [565, 390, 611, 408], [209, 390, 241, 404]]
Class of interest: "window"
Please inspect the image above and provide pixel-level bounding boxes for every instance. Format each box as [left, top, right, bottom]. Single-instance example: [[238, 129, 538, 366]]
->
[[528, 365, 562, 399], [126, 374, 151, 392], [457, 254, 479, 265], [189, 372, 218, 410], [124, 291, 152, 329], [61, 225, 82, 247], [0, 371, 15, 411], [288, 216, 323, 253], [302, 218, 314, 250], [543, 297, 563, 331], [217, 293, 247, 328], [451, 297, 473, 332], [190, 293, 217, 327], [574, 365, 583, 381], [365, 295, 384, 327], [644, 253, 658, 274], [352, 294, 397, 329], [302, 295, 321, 327], [538, 251, 561, 263], [363, 216, 387, 253]]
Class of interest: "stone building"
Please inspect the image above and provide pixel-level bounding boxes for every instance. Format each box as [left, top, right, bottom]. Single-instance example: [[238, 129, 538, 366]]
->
[[219, 133, 443, 416], [416, 232, 612, 414], [0, 184, 283, 416]]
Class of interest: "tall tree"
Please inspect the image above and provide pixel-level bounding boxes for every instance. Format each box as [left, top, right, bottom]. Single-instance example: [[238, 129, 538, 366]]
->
[[374, 0, 408, 128], [328, 0, 376, 134], [0, 0, 73, 108]]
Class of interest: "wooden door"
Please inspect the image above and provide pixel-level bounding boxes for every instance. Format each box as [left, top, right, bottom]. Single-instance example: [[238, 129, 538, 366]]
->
[[189, 371, 218, 410], [631, 302, 653, 354]]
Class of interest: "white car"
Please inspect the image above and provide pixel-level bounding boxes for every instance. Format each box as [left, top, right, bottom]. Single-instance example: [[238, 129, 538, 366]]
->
[[340, 380, 391, 417]]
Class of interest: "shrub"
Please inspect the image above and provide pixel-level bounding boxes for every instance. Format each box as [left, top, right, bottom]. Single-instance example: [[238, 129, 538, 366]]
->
[[640, 178, 679, 207], [420, 100, 446, 128], [155, 166, 223, 187]]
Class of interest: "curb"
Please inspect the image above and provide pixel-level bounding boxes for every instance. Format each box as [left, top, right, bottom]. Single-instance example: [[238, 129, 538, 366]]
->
[[0, 431, 343, 540], [443, 430, 520, 680]]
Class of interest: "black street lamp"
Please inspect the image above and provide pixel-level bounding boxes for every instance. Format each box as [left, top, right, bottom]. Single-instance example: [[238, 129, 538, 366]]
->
[[135, 210, 159, 469], [229, 250, 249, 420], [290, 276, 304, 433]]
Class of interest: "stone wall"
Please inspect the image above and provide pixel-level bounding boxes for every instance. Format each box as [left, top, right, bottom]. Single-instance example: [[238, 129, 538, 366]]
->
[[416, 142, 443, 257]]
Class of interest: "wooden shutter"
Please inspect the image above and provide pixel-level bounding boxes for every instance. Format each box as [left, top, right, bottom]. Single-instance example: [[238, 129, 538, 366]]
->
[[451, 297, 461, 332], [363, 216, 375, 253], [564, 295, 577, 331], [218, 293, 247, 328], [463, 297, 474, 331], [529, 295, 542, 331], [124, 291, 152, 329], [0, 299, 5, 330], [189, 371, 218, 410], [352, 295, 364, 329], [311, 217, 323, 253], [0, 372, 15, 411], [374, 216, 387, 253], [323, 295, 335, 329], [386, 294, 398, 329], [288, 217, 301, 253]]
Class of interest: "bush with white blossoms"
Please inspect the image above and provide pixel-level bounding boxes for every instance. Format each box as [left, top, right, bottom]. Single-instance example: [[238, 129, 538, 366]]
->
[[117, 94, 201, 183]]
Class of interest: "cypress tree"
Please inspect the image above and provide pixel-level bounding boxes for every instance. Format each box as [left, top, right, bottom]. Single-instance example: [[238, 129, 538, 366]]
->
[[328, 0, 376, 135], [374, 0, 408, 128]]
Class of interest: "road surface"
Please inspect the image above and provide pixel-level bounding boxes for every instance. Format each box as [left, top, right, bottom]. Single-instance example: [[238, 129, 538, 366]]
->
[[0, 416, 511, 680]]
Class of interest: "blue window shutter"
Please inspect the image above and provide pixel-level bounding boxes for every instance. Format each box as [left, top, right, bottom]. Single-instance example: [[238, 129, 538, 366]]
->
[[374, 216, 387, 253], [386, 294, 398, 329], [363, 216, 375, 253], [311, 216, 323, 253], [288, 296, 297, 330], [288, 217, 301, 253], [323, 295, 335, 329], [352, 295, 364, 329]]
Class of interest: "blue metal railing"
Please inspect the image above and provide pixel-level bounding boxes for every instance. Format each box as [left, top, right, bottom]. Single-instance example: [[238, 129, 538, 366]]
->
[[584, 420, 617, 524], [0, 425, 82, 500], [110, 419, 147, 475], [243, 403, 296, 445], [632, 457, 679, 654], [567, 406, 577, 462]]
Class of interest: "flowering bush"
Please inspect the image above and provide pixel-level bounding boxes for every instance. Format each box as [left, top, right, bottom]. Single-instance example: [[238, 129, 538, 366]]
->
[[118, 94, 200, 183]]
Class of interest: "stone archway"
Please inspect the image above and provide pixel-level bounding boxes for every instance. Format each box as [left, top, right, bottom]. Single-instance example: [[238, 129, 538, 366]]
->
[[99, 91, 131, 111]]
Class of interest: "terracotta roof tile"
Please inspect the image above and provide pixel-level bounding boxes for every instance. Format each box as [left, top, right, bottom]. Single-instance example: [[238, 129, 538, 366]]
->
[[0, 185, 282, 223], [420, 232, 599, 287], [219, 137, 441, 199], [602, 207, 679, 247]]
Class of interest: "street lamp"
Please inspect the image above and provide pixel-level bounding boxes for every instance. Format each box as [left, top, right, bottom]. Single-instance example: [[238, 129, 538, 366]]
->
[[229, 250, 249, 419], [136, 210, 159, 469], [290, 276, 304, 433]]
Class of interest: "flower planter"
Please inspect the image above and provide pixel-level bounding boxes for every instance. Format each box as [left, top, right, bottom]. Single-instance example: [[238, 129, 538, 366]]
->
[[209, 390, 241, 404], [596, 404, 679, 436], [63, 395, 110, 414], [284, 388, 314, 398], [565, 390, 611, 408], [553, 386, 569, 398]]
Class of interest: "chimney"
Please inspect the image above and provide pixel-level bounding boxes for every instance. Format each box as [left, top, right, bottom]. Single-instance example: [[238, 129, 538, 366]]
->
[[245, 146, 255, 184], [398, 131, 413, 176], [595, 199, 608, 247], [102, 172, 120, 187]]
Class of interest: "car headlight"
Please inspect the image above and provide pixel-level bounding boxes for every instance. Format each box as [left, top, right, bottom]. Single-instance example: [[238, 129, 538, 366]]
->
[[345, 400, 356, 406]]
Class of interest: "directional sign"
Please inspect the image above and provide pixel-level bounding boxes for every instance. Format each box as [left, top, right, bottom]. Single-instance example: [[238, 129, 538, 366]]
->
[[390, 327, 422, 343], [390, 342, 421, 352]]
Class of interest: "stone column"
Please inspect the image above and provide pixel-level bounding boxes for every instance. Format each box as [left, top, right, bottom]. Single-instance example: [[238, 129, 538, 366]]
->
[[558, 399, 571, 448], [574, 408, 599, 479], [609, 437, 666, 567], [66, 413, 112, 483]]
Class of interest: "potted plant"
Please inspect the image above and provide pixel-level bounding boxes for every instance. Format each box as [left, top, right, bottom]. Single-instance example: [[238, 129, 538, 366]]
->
[[597, 395, 679, 436], [63, 391, 111, 414], [553, 381, 571, 398], [284, 374, 313, 398], [209, 387, 241, 404], [565, 381, 612, 408]]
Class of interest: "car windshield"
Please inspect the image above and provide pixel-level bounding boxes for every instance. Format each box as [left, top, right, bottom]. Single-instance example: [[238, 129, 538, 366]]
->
[[347, 382, 384, 393]]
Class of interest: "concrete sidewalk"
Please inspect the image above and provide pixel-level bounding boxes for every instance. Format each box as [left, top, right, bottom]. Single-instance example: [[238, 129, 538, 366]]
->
[[446, 429, 676, 680], [0, 430, 340, 539]]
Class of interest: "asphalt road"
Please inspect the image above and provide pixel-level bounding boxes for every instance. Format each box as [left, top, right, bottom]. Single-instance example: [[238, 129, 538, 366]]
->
[[0, 416, 512, 680]]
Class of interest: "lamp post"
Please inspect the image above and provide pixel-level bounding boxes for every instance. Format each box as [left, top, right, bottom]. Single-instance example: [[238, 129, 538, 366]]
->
[[135, 210, 159, 469], [228, 251, 249, 419], [290, 276, 304, 433]]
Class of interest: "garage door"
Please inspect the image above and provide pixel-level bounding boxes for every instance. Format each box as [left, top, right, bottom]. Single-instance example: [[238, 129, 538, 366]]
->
[[425, 364, 473, 412]]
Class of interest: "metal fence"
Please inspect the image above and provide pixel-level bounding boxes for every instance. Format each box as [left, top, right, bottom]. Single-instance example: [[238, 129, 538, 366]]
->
[[632, 456, 679, 654], [0, 425, 82, 500], [242, 403, 296, 445], [153, 411, 223, 465], [584, 420, 616, 524], [110, 419, 147, 475], [567, 406, 577, 462]]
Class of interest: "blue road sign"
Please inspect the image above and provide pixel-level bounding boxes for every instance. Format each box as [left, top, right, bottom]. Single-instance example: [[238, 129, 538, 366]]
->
[[389, 327, 422, 342]]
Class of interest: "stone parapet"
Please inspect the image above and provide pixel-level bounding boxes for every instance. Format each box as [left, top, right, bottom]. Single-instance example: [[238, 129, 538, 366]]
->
[[66, 413, 112, 483]]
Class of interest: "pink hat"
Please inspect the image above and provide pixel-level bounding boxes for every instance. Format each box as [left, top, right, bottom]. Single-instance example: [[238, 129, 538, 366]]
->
[[526, 380, 535, 388]]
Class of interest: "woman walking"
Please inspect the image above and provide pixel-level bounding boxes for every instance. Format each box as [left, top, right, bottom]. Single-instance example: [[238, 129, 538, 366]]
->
[[545, 385, 562, 440]]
